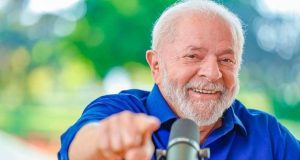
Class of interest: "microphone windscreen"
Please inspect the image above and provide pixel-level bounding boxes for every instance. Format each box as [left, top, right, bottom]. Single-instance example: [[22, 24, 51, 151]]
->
[[169, 118, 199, 143]]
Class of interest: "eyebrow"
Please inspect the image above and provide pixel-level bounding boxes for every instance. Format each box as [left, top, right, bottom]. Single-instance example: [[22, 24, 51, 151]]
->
[[219, 48, 235, 55], [185, 45, 208, 52], [185, 45, 234, 55]]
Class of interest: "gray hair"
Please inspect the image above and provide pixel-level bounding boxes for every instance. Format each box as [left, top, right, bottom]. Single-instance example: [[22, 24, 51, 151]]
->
[[151, 0, 245, 65]]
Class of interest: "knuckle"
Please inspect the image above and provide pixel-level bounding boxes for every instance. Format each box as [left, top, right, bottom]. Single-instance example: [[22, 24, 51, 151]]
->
[[135, 113, 151, 122], [136, 112, 147, 118], [108, 114, 121, 125], [120, 110, 133, 119]]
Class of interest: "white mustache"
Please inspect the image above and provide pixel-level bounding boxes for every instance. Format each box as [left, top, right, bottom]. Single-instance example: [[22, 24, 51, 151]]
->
[[184, 80, 226, 92]]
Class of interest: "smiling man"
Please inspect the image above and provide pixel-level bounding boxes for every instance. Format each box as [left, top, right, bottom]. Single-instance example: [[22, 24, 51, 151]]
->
[[59, 0, 300, 160]]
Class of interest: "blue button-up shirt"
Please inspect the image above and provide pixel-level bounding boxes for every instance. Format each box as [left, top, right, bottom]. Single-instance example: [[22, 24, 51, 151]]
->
[[59, 85, 300, 159]]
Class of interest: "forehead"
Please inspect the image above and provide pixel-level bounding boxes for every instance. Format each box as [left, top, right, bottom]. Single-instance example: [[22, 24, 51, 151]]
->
[[176, 12, 233, 41], [163, 12, 235, 54]]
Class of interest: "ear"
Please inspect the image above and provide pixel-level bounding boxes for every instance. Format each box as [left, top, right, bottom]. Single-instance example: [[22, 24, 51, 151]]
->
[[146, 50, 161, 84]]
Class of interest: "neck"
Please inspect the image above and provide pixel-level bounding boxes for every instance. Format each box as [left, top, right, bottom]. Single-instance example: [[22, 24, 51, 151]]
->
[[199, 118, 222, 144]]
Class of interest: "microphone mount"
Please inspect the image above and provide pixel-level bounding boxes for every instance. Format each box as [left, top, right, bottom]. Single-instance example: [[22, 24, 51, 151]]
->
[[156, 146, 210, 160], [155, 142, 210, 160]]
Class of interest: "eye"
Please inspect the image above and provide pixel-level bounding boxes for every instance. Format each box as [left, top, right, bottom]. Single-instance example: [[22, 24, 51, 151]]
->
[[184, 54, 196, 59], [220, 58, 235, 64], [222, 58, 232, 63]]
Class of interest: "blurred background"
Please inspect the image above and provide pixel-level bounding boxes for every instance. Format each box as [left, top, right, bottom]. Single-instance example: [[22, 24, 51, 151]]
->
[[0, 0, 299, 159]]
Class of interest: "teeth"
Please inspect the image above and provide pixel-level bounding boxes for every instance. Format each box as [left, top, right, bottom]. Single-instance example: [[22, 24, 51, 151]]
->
[[192, 88, 217, 94]]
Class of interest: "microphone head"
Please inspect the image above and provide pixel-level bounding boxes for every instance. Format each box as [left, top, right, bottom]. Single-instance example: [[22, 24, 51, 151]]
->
[[169, 118, 199, 143]]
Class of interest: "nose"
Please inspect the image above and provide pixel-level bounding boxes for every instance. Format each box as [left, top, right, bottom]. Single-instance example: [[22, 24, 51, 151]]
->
[[197, 56, 222, 82]]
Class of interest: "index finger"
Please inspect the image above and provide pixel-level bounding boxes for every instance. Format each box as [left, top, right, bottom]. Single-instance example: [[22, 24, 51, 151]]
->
[[134, 114, 160, 136]]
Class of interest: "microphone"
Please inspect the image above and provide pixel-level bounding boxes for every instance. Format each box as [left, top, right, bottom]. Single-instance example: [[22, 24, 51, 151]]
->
[[167, 118, 200, 160], [156, 119, 210, 160]]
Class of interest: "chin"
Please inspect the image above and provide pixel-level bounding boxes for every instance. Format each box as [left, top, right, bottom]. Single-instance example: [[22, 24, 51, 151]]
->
[[178, 99, 230, 126]]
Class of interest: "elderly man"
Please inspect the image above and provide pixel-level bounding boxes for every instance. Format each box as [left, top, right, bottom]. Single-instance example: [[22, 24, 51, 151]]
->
[[59, 0, 300, 159]]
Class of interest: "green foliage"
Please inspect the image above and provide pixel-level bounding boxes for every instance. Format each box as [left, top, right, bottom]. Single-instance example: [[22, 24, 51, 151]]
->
[[66, 0, 175, 77], [0, 0, 299, 141], [0, 105, 83, 139]]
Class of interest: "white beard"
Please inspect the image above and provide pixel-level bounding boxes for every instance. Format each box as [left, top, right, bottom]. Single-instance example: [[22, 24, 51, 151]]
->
[[161, 70, 239, 126]]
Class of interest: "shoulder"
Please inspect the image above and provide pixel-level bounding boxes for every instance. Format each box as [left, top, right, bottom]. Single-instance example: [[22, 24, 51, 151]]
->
[[92, 88, 149, 107], [84, 88, 150, 114], [232, 100, 286, 137], [233, 100, 299, 143], [231, 100, 300, 158], [232, 100, 277, 124], [233, 100, 300, 157]]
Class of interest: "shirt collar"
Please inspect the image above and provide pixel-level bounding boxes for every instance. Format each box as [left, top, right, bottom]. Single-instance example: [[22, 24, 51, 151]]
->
[[146, 84, 177, 124], [146, 84, 247, 136], [224, 100, 247, 136]]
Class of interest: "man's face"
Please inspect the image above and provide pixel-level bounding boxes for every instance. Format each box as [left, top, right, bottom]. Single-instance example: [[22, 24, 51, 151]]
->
[[155, 14, 239, 126]]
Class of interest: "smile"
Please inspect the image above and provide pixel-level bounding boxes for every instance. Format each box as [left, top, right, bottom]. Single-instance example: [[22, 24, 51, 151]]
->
[[191, 88, 219, 94]]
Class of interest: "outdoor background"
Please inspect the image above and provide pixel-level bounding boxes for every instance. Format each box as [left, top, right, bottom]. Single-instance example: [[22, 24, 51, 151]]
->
[[0, 0, 299, 159]]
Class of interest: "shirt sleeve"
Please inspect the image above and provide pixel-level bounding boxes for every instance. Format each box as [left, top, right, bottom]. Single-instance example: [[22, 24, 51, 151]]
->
[[57, 94, 146, 160]]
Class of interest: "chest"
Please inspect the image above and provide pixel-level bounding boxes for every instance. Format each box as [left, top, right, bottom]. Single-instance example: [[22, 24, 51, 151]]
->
[[151, 129, 274, 160]]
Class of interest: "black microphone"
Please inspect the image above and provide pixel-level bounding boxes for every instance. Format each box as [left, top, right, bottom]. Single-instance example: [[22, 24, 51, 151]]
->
[[166, 118, 200, 160]]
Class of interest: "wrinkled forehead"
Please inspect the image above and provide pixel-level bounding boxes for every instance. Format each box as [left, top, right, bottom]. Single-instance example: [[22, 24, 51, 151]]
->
[[164, 12, 235, 47], [175, 12, 233, 34], [164, 11, 241, 62]]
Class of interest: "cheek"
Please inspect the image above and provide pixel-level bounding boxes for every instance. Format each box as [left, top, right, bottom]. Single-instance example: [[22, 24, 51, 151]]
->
[[171, 66, 198, 85], [222, 70, 238, 90]]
